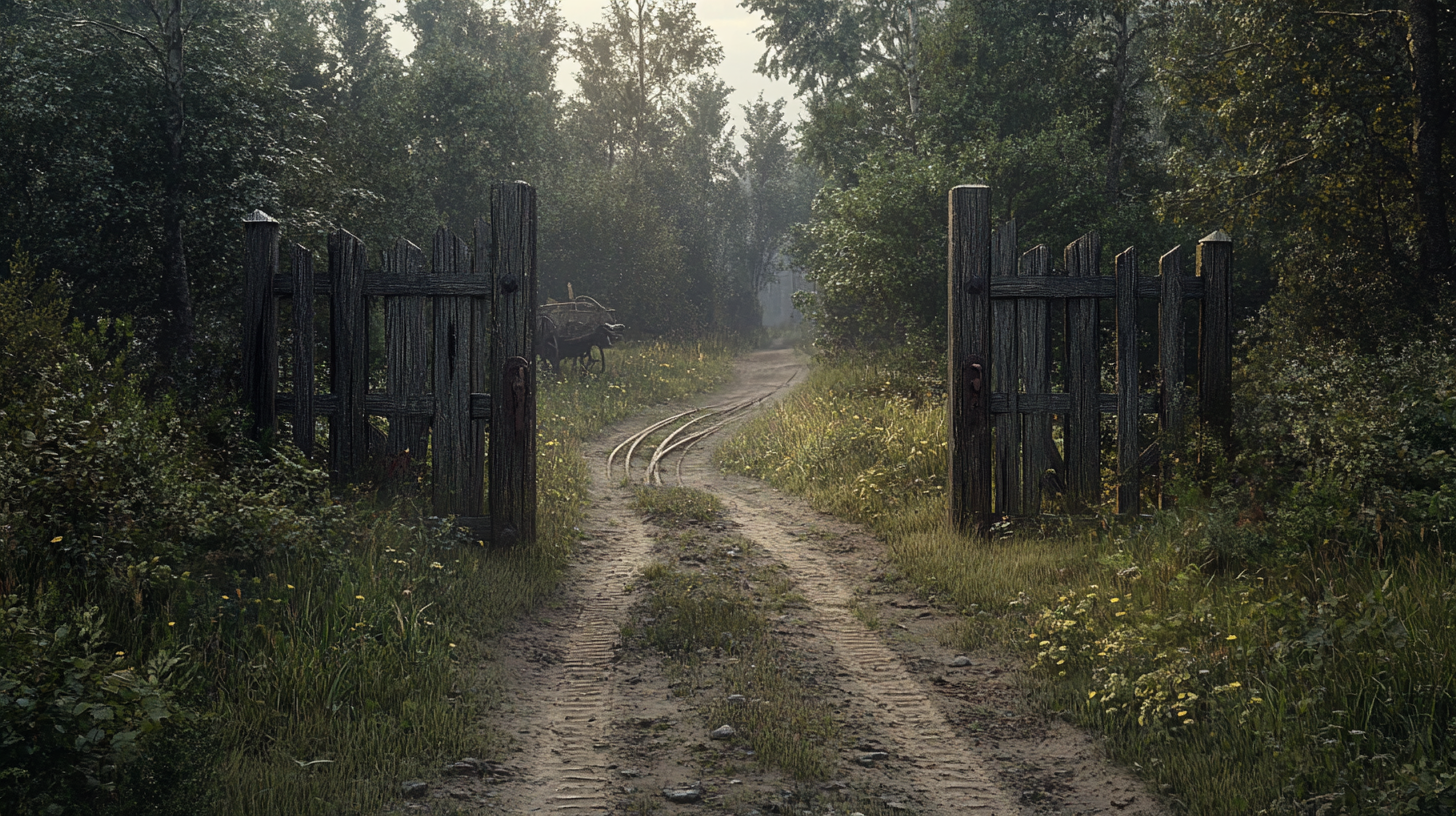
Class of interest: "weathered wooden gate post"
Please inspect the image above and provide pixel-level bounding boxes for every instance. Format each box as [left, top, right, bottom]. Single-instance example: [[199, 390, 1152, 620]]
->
[[948, 185, 992, 536], [242, 210, 280, 440], [490, 181, 538, 546]]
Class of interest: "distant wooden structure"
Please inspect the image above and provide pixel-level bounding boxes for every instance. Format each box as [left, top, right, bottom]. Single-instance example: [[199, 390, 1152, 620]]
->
[[947, 185, 1232, 535], [241, 181, 538, 545]]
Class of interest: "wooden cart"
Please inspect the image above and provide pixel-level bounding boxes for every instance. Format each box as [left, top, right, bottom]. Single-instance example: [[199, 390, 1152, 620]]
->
[[536, 295, 624, 375]]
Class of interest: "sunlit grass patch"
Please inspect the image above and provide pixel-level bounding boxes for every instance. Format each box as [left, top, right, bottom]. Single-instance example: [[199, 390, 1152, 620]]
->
[[632, 486, 723, 526], [633, 556, 838, 782]]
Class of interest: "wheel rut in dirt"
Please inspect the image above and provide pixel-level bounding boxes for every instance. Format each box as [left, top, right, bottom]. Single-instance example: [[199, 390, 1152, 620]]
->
[[461, 348, 1165, 816]]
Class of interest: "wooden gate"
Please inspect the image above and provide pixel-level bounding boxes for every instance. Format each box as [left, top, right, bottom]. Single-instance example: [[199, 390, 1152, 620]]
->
[[241, 181, 538, 545], [947, 185, 1232, 535]]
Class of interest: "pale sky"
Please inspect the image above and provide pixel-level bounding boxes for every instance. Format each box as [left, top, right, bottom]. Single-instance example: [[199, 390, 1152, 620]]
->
[[379, 0, 805, 136]]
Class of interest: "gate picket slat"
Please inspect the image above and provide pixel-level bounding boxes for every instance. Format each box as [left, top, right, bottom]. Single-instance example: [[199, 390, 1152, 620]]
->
[[329, 229, 369, 482], [1158, 246, 1185, 509], [432, 227, 475, 518], [472, 216, 494, 527], [291, 243, 316, 457], [992, 220, 1020, 516], [1198, 231, 1234, 436], [948, 185, 992, 536], [490, 182, 538, 546], [1064, 232, 1101, 509], [384, 239, 428, 468], [1115, 247, 1140, 514], [1018, 245, 1052, 513]]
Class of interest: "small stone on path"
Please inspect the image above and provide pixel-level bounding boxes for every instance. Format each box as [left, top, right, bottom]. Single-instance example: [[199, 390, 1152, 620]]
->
[[663, 786, 703, 803], [710, 724, 736, 739], [401, 780, 428, 799]]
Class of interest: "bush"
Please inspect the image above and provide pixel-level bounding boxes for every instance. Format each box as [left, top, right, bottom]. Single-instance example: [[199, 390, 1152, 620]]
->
[[0, 596, 196, 815], [1233, 333, 1456, 557]]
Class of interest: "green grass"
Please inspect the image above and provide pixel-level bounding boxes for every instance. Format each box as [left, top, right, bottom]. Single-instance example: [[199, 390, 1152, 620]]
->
[[717, 358, 1456, 815], [632, 486, 725, 526], [636, 560, 839, 782], [198, 340, 738, 816]]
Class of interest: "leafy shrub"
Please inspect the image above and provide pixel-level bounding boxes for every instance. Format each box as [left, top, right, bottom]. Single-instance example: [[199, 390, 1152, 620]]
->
[[0, 596, 193, 815], [1234, 334, 1456, 557]]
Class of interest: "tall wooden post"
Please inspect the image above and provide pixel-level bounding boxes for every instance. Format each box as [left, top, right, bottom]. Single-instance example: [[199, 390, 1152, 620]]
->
[[1198, 231, 1233, 437], [241, 210, 279, 440], [948, 185, 992, 536], [491, 181, 538, 546]]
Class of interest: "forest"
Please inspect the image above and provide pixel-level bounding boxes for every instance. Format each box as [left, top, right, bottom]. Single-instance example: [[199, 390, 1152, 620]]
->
[[3, 0, 1456, 814]]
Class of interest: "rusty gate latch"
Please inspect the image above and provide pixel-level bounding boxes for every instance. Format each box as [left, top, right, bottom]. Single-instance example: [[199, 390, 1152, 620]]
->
[[504, 356, 530, 433], [962, 359, 984, 412]]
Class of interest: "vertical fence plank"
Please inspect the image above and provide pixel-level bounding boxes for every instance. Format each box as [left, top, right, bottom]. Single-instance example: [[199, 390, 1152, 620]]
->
[[1198, 230, 1233, 437], [329, 229, 368, 482], [1158, 246, 1185, 508], [384, 239, 428, 467], [1019, 245, 1052, 514], [992, 220, 1020, 516], [1064, 232, 1102, 508], [242, 210, 280, 440], [432, 227, 474, 518], [1115, 246, 1140, 514], [291, 243, 316, 457], [471, 217, 494, 526], [490, 181, 538, 546], [948, 185, 992, 536]]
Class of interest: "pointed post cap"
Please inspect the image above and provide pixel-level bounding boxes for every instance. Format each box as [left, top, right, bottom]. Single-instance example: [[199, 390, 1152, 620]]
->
[[1200, 229, 1232, 243], [243, 209, 277, 224]]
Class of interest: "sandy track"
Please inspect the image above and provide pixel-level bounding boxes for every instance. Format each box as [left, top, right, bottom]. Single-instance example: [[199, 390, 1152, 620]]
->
[[439, 348, 1165, 815]]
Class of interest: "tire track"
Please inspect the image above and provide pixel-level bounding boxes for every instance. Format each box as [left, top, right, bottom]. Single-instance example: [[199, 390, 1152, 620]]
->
[[606, 350, 1019, 815], [489, 489, 657, 813], [726, 495, 1017, 815]]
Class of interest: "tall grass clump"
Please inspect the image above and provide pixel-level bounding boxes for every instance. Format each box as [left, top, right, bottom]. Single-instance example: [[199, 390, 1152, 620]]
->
[[0, 256, 738, 816], [720, 347, 1456, 814]]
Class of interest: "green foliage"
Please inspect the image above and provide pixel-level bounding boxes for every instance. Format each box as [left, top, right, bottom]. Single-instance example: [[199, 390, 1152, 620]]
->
[[792, 128, 1122, 351], [631, 486, 723, 526], [1232, 334, 1456, 557], [0, 599, 198, 816], [1157, 0, 1456, 338]]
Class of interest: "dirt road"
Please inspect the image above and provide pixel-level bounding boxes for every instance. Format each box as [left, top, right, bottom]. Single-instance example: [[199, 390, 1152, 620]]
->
[[422, 349, 1166, 815]]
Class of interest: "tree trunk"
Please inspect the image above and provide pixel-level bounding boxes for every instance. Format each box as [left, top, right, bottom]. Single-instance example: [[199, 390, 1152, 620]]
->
[[1402, 0, 1452, 286], [905, 1, 921, 120], [1104, 9, 1133, 204], [160, 0, 194, 370]]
